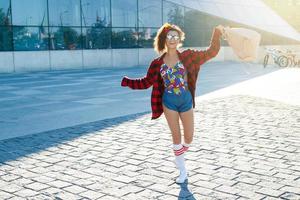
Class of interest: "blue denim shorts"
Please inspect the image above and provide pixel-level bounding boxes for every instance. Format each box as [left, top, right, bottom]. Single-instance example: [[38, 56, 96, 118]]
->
[[162, 89, 193, 113]]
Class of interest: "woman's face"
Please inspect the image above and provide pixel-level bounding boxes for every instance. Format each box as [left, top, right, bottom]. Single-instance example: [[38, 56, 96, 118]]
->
[[165, 30, 180, 50]]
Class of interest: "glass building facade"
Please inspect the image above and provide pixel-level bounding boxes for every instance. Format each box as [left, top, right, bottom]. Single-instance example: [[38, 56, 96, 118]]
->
[[0, 0, 299, 52]]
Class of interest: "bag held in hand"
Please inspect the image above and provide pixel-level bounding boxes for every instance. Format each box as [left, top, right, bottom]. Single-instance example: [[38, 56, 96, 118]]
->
[[223, 27, 261, 61]]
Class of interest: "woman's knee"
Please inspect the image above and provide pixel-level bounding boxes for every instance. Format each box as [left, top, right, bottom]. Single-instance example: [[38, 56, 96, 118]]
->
[[185, 137, 193, 144], [184, 132, 193, 144]]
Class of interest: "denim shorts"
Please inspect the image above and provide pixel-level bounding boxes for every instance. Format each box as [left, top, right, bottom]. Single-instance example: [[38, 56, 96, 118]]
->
[[162, 89, 193, 113]]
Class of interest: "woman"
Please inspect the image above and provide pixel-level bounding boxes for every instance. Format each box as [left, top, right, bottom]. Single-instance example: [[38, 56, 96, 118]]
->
[[121, 23, 224, 183]]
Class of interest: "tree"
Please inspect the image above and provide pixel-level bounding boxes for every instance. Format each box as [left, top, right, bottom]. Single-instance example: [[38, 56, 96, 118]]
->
[[167, 5, 184, 28], [83, 16, 111, 49], [0, 8, 12, 50], [54, 27, 80, 50]]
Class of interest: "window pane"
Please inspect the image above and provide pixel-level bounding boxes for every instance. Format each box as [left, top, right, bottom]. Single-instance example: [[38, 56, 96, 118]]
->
[[81, 0, 111, 27], [12, 0, 48, 26], [184, 29, 206, 47], [111, 0, 137, 27], [49, 27, 81, 50], [112, 28, 138, 48], [163, 1, 184, 28], [13, 26, 49, 50], [0, 0, 11, 25], [48, 0, 81, 26], [138, 0, 162, 27], [138, 28, 157, 48], [0, 26, 13, 50], [82, 27, 111, 49]]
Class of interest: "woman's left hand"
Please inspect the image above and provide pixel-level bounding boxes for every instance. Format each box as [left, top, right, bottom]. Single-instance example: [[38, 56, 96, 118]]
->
[[216, 25, 225, 35]]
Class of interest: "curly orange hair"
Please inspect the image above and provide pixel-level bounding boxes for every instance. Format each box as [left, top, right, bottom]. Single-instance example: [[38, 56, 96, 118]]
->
[[153, 23, 185, 54]]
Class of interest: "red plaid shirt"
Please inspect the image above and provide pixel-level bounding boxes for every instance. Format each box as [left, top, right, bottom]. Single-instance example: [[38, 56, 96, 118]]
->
[[121, 28, 222, 120]]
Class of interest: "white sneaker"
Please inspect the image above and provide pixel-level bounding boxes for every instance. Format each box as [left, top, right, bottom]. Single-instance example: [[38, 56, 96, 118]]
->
[[176, 170, 188, 184]]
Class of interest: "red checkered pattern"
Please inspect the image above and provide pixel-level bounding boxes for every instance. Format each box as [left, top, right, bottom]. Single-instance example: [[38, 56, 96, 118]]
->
[[121, 28, 222, 120]]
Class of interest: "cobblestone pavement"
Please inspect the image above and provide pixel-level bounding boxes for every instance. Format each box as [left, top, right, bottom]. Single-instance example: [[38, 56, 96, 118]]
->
[[0, 95, 299, 199]]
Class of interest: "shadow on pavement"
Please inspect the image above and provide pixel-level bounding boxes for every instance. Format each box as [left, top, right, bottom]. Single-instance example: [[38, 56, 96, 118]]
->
[[0, 111, 149, 164], [178, 179, 196, 200]]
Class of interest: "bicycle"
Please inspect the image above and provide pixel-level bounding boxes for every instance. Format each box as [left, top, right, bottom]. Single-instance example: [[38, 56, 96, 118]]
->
[[282, 49, 300, 68], [263, 48, 287, 68]]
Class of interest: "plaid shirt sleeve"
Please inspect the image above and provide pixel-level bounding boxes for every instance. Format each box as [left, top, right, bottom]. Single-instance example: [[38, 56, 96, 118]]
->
[[191, 27, 222, 67], [121, 60, 156, 90]]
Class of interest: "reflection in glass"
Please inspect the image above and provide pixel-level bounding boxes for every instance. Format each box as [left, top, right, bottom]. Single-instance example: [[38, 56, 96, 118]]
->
[[12, 0, 48, 26], [138, 28, 157, 48], [184, 9, 211, 30], [184, 29, 207, 47], [0, 0, 11, 25], [82, 27, 111, 49], [49, 27, 81, 50], [138, 0, 162, 27], [112, 28, 138, 48], [48, 0, 81, 26], [13, 26, 49, 50], [184, 7, 230, 47], [0, 26, 12, 50], [111, 0, 137, 27], [163, 1, 184, 28], [81, 0, 110, 27]]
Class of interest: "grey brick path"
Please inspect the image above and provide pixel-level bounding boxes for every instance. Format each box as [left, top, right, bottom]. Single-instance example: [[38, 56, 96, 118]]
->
[[0, 95, 299, 199]]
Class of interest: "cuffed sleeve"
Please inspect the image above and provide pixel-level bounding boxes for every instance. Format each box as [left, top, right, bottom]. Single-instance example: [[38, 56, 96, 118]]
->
[[120, 60, 156, 90], [121, 76, 129, 87]]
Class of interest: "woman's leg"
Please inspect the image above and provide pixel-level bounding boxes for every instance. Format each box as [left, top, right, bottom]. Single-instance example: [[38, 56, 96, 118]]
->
[[179, 107, 194, 145], [163, 104, 188, 183], [171, 107, 193, 183], [162, 104, 181, 144]]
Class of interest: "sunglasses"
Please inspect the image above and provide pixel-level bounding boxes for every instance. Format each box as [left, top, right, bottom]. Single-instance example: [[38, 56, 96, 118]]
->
[[166, 34, 180, 41]]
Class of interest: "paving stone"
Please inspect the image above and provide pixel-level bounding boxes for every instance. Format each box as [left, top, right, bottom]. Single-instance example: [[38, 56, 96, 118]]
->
[[46, 180, 73, 188], [256, 187, 285, 197], [79, 190, 106, 199], [238, 190, 266, 200], [256, 180, 285, 190], [0, 183, 24, 193], [62, 185, 88, 194], [112, 175, 136, 184], [234, 176, 260, 185], [215, 185, 243, 195], [25, 182, 50, 191], [193, 179, 221, 189], [51, 190, 80, 199], [0, 94, 299, 199], [280, 186, 300, 195], [0, 174, 21, 182], [103, 187, 131, 198], [0, 190, 14, 199], [280, 192, 300, 200], [210, 177, 238, 187], [14, 188, 39, 197]]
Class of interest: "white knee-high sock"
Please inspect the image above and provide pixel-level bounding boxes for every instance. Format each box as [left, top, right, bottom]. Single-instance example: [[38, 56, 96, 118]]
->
[[173, 144, 187, 183], [182, 142, 191, 153], [173, 144, 185, 169]]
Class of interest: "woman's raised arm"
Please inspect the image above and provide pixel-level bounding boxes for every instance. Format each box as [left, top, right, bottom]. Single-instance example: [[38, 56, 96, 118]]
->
[[190, 25, 224, 67]]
